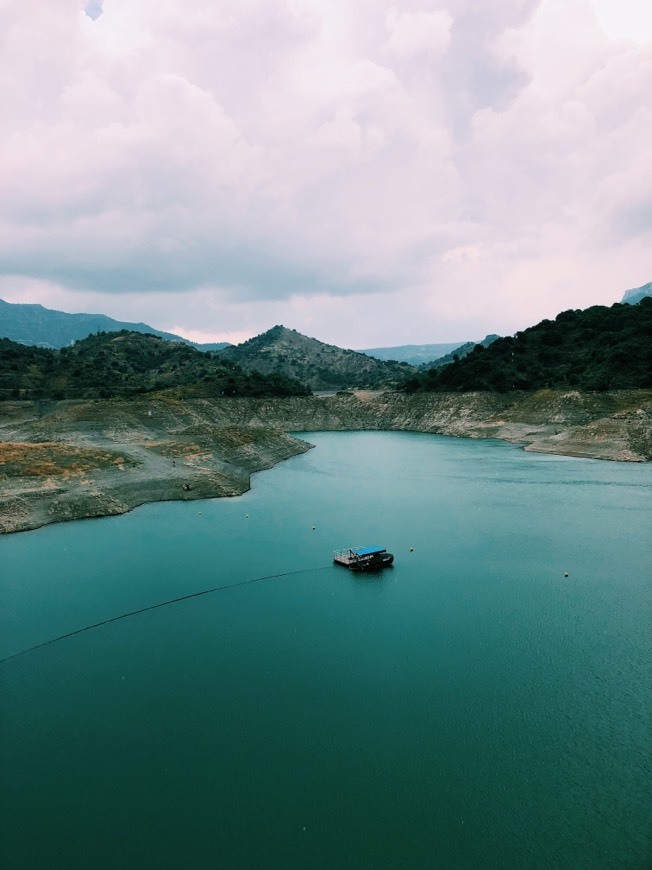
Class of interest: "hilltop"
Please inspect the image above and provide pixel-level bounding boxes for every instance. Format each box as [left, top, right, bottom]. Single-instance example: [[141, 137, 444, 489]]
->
[[0, 298, 230, 351], [0, 331, 309, 401], [218, 325, 414, 390], [404, 300, 652, 393]]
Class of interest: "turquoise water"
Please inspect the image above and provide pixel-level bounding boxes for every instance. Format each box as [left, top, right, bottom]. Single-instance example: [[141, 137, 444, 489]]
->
[[1, 432, 650, 869]]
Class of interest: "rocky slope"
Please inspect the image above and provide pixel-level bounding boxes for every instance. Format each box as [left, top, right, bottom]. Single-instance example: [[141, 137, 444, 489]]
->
[[1, 389, 650, 534], [218, 325, 414, 390], [0, 397, 311, 534]]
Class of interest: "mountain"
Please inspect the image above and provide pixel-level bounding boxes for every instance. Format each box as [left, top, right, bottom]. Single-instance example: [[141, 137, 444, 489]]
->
[[359, 342, 467, 365], [218, 325, 415, 390], [621, 281, 652, 305], [418, 334, 500, 370], [0, 298, 230, 352], [403, 300, 652, 393], [0, 331, 309, 401]]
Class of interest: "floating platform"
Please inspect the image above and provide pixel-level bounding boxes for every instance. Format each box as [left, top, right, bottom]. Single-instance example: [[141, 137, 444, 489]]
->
[[333, 546, 394, 572]]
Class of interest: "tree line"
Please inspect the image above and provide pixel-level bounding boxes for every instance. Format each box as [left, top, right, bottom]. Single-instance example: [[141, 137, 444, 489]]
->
[[0, 330, 311, 401], [402, 299, 652, 393]]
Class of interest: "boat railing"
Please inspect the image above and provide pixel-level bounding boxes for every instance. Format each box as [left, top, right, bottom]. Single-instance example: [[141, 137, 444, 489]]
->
[[333, 547, 363, 560]]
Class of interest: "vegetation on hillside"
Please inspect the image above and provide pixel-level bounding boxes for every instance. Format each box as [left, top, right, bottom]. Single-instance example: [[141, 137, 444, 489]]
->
[[219, 325, 414, 390], [0, 331, 311, 401], [402, 300, 652, 393]]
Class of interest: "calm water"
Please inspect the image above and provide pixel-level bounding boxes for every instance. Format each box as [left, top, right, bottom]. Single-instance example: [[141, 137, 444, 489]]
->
[[1, 432, 650, 869]]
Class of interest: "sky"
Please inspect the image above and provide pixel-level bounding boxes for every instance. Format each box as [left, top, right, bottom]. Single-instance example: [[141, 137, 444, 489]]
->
[[0, 0, 650, 349]]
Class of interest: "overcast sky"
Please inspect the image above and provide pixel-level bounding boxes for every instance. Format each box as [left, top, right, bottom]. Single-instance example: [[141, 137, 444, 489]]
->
[[1, 0, 650, 348]]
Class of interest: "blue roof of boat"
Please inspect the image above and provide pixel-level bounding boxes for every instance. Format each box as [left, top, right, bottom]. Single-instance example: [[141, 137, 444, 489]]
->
[[353, 546, 385, 556]]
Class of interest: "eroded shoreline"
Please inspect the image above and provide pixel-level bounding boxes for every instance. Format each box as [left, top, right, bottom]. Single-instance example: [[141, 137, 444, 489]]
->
[[1, 389, 650, 534]]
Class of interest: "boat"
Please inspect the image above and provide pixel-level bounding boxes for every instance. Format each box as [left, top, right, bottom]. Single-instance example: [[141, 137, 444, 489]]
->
[[333, 546, 394, 572]]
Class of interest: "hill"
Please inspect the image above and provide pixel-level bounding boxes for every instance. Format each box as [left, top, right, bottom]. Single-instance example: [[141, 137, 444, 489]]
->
[[218, 325, 415, 390], [621, 281, 652, 305], [359, 342, 466, 365], [0, 298, 230, 351], [403, 299, 652, 393], [0, 331, 309, 401]]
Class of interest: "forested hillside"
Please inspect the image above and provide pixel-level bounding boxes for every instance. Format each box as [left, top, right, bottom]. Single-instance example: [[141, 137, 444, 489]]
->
[[0, 331, 310, 400], [403, 300, 652, 393]]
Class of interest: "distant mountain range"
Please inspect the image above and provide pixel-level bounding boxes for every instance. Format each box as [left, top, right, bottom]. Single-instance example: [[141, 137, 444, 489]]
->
[[417, 335, 500, 369], [359, 342, 467, 365], [1, 282, 649, 398], [0, 297, 485, 367], [0, 299, 230, 351], [219, 325, 414, 390]]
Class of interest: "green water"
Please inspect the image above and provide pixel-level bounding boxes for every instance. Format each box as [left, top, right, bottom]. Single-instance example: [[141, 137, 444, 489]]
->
[[1, 432, 650, 869]]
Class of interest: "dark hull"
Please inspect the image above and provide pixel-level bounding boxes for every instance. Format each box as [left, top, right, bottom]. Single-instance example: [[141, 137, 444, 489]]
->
[[348, 554, 394, 572]]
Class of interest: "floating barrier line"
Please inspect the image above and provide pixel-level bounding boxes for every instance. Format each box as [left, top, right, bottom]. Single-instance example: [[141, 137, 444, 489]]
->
[[0, 565, 330, 666]]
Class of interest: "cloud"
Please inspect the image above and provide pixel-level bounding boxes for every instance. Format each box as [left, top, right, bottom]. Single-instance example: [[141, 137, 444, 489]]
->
[[0, 0, 650, 346], [591, 0, 652, 42], [384, 7, 453, 59]]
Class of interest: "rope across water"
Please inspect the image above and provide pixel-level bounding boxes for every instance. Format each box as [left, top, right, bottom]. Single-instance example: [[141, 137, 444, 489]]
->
[[0, 564, 331, 666]]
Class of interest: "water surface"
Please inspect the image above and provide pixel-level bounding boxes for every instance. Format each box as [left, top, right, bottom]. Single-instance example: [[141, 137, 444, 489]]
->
[[1, 433, 650, 868]]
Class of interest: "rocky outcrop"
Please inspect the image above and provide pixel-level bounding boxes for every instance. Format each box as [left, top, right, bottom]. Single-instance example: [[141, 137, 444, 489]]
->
[[621, 281, 652, 305], [1, 389, 650, 534]]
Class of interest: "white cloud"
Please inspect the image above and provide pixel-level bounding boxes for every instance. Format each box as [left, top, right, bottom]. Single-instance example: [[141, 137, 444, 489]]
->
[[0, 0, 650, 346], [591, 0, 652, 42], [384, 7, 453, 59]]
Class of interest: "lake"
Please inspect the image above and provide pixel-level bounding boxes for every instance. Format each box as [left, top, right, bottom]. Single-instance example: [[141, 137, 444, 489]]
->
[[1, 432, 650, 869]]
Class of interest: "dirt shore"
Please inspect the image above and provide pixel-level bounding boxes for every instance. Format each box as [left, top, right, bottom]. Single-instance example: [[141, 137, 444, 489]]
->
[[1, 389, 650, 534]]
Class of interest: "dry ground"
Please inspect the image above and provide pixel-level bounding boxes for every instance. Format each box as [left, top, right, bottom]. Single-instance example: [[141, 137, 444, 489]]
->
[[1, 389, 649, 534]]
